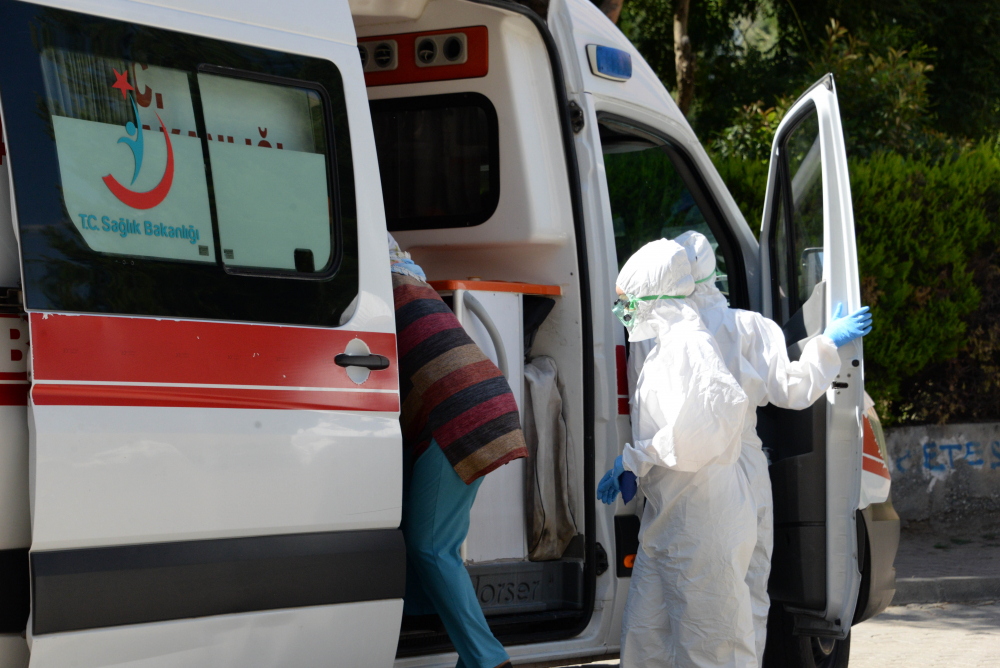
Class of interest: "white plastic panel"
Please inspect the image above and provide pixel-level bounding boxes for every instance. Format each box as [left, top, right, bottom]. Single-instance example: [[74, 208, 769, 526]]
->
[[28, 599, 403, 668], [455, 290, 527, 563]]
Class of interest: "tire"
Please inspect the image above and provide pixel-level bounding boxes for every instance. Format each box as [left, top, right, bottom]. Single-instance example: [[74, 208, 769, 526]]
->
[[763, 604, 851, 668]]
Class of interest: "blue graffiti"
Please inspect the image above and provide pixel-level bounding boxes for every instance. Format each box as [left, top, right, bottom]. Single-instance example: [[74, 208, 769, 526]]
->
[[894, 439, 1000, 475], [965, 441, 985, 468], [923, 442, 946, 471], [939, 443, 963, 468]]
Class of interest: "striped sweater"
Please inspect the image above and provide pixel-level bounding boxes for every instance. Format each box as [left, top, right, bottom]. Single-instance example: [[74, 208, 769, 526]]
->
[[393, 273, 528, 484]]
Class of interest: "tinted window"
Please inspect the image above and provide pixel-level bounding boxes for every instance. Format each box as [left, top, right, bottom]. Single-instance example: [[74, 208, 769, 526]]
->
[[371, 93, 499, 231], [0, 4, 356, 326], [601, 120, 732, 301]]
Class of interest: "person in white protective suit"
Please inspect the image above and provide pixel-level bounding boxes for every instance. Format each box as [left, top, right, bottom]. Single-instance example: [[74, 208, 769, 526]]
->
[[627, 230, 872, 666], [598, 238, 758, 668]]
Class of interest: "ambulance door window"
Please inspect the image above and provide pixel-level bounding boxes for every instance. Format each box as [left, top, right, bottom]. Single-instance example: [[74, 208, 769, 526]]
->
[[198, 72, 335, 274], [600, 119, 733, 302], [770, 108, 823, 325]]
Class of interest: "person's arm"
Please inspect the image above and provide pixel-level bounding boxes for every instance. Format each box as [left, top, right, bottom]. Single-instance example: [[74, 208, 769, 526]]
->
[[742, 312, 841, 410]]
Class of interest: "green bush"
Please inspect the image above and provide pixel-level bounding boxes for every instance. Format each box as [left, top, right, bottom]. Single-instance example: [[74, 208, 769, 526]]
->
[[711, 143, 1000, 425]]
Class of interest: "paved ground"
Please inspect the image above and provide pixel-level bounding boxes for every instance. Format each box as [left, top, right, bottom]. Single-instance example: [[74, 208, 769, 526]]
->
[[558, 602, 1000, 668], [850, 602, 1000, 667], [895, 528, 1000, 578]]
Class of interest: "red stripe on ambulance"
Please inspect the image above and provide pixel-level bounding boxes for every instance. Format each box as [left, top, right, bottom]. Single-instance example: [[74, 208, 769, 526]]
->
[[32, 384, 398, 412], [29, 314, 399, 410]]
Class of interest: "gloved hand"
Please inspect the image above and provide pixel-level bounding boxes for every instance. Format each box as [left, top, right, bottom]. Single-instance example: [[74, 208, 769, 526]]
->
[[597, 455, 626, 505], [823, 303, 872, 348]]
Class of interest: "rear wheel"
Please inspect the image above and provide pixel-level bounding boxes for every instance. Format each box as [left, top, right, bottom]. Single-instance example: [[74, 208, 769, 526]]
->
[[763, 605, 851, 668]]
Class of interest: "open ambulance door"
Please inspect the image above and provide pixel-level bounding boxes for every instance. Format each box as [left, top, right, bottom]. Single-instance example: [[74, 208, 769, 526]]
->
[[757, 74, 865, 640]]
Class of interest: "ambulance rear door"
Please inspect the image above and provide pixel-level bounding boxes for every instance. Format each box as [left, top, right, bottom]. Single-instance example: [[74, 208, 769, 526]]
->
[[757, 74, 865, 639], [0, 1, 403, 664]]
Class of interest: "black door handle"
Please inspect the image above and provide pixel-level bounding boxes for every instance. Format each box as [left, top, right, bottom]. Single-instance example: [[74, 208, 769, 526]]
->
[[335, 353, 390, 371]]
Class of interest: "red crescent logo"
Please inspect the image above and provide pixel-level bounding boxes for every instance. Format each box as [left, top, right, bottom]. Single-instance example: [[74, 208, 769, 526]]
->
[[103, 112, 174, 210]]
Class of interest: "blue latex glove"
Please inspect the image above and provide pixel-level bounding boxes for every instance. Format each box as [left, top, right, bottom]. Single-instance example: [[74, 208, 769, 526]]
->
[[620, 471, 637, 504], [823, 303, 872, 348], [597, 455, 626, 505]]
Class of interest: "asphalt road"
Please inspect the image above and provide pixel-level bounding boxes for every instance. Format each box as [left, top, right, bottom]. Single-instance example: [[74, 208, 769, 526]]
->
[[562, 602, 1000, 668]]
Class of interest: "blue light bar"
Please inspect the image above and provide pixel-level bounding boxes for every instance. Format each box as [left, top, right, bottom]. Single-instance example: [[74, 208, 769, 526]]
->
[[586, 44, 632, 82]]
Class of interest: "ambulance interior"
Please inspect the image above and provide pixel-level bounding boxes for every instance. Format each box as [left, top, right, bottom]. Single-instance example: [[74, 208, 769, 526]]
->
[[354, 0, 592, 654]]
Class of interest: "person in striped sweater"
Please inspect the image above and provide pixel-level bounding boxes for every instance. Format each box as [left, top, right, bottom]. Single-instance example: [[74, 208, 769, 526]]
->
[[389, 234, 525, 668]]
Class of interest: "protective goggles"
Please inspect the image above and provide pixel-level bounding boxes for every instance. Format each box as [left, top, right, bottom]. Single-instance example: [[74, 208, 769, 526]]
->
[[612, 293, 684, 332]]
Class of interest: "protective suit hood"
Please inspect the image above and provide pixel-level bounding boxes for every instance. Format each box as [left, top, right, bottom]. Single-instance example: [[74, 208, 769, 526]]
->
[[615, 239, 697, 341], [674, 229, 715, 282], [676, 230, 729, 315]]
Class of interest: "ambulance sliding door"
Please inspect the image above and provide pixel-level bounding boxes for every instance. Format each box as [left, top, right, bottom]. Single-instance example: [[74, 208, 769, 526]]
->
[[757, 74, 865, 639], [0, 2, 403, 665]]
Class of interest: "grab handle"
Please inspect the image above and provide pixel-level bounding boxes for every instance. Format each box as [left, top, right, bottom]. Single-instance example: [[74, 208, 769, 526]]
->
[[462, 292, 508, 379]]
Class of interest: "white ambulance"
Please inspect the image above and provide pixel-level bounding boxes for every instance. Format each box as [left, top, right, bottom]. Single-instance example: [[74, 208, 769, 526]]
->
[[0, 0, 897, 666]]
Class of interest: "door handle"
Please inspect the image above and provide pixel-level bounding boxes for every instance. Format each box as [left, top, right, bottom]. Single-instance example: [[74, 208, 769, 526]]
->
[[334, 353, 390, 371]]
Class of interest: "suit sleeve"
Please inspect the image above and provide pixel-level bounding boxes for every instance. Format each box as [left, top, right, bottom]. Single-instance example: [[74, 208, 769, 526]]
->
[[742, 312, 842, 410]]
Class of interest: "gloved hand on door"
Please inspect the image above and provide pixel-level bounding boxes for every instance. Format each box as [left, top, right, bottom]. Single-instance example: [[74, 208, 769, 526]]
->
[[823, 303, 872, 348]]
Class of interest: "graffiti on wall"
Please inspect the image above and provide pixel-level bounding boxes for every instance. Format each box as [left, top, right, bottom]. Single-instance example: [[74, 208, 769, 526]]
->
[[894, 440, 1000, 474]]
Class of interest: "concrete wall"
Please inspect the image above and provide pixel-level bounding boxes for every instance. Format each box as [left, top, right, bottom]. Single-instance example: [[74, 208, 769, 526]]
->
[[886, 422, 1000, 533]]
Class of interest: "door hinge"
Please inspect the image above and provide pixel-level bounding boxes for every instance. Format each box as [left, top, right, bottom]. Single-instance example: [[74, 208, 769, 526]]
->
[[568, 100, 585, 134], [595, 542, 609, 576], [0, 288, 24, 314]]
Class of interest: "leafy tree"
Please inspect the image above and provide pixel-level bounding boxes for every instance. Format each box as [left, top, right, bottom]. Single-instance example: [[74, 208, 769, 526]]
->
[[615, 0, 1000, 142], [710, 21, 956, 161], [770, 0, 1000, 141]]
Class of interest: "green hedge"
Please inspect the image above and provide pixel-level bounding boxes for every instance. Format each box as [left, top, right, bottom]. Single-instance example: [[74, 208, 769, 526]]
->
[[712, 144, 1000, 424]]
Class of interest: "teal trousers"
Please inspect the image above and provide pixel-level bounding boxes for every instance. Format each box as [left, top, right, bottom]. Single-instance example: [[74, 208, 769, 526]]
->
[[402, 440, 509, 668]]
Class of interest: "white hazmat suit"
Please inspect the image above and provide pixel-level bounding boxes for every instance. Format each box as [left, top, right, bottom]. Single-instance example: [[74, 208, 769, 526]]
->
[[616, 239, 757, 668], [629, 231, 842, 666]]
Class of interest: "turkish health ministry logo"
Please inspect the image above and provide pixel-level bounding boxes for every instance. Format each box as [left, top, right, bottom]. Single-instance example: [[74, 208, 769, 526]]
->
[[103, 68, 174, 209]]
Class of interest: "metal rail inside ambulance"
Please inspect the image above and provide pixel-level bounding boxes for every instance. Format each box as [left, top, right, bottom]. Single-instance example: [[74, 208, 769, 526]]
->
[[0, 0, 898, 666]]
